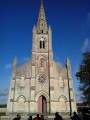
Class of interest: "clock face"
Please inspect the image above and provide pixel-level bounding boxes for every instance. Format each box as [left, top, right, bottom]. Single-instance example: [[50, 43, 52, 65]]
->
[[38, 74, 46, 83]]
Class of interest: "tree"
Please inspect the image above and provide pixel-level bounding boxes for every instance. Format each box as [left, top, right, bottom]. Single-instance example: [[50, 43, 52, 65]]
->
[[76, 51, 90, 106]]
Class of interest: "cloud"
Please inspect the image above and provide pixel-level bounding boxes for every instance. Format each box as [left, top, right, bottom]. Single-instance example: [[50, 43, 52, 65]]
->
[[75, 91, 83, 103], [0, 88, 9, 104], [0, 88, 8, 97], [82, 38, 90, 52], [0, 97, 7, 104], [5, 64, 12, 69]]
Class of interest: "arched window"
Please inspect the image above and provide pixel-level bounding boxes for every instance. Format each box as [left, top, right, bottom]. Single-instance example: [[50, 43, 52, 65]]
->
[[43, 41, 45, 49], [39, 38, 45, 49], [40, 41, 42, 49]]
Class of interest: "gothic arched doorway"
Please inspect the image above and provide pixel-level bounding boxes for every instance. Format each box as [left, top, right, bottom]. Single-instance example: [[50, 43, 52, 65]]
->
[[38, 95, 47, 113]]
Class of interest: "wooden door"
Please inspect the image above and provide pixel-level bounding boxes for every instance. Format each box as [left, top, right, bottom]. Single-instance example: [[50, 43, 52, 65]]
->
[[38, 95, 47, 113]]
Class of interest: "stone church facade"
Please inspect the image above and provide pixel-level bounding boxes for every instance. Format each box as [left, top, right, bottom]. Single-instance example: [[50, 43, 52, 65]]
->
[[7, 1, 77, 114]]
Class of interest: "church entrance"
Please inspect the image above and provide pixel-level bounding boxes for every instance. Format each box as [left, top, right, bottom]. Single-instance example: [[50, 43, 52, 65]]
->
[[38, 95, 47, 113]]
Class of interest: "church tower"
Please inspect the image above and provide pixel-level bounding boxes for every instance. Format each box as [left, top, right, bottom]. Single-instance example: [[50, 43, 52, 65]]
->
[[30, 1, 53, 113], [6, 1, 77, 115]]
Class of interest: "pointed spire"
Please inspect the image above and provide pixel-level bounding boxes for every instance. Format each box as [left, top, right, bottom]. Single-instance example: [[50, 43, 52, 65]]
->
[[49, 25, 52, 31], [36, 0, 48, 34], [66, 58, 71, 79], [12, 57, 18, 79], [66, 57, 71, 67]]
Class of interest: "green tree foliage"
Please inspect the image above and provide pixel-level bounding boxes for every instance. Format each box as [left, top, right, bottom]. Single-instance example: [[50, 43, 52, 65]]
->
[[76, 52, 90, 106]]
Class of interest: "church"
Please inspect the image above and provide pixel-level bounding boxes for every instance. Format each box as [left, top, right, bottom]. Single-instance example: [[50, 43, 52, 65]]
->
[[6, 1, 77, 115]]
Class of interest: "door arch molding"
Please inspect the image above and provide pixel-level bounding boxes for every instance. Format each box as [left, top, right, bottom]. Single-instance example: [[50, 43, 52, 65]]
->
[[35, 91, 49, 102]]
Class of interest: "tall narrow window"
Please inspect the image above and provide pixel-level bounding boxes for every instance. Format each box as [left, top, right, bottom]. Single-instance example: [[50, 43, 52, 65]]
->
[[40, 41, 42, 49], [42, 30, 43, 33], [43, 41, 45, 49]]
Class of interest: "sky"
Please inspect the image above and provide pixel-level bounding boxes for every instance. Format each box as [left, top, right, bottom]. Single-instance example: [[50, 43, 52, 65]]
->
[[0, 0, 90, 104]]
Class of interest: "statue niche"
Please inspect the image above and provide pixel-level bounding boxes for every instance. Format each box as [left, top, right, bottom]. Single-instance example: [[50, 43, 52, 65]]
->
[[20, 75, 25, 88], [40, 58, 45, 67]]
